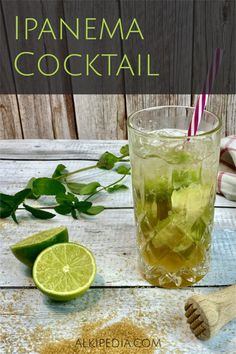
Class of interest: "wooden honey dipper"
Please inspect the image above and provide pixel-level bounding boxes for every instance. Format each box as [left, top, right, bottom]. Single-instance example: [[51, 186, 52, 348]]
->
[[184, 285, 236, 340]]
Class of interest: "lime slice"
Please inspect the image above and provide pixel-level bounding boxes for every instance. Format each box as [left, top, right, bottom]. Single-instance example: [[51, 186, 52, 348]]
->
[[10, 226, 68, 268], [171, 184, 212, 221], [32, 243, 96, 301]]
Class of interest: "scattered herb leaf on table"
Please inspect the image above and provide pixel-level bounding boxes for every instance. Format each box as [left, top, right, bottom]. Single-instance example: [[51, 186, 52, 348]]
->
[[0, 145, 130, 223]]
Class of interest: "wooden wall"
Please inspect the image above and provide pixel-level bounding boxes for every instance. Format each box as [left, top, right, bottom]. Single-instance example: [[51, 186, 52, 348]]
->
[[0, 0, 235, 139], [0, 94, 235, 139]]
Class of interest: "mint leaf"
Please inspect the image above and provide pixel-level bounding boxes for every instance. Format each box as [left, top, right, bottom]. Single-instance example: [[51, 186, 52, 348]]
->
[[33, 178, 66, 196], [52, 164, 67, 179], [107, 184, 128, 193], [97, 152, 118, 170], [79, 182, 101, 195], [0, 189, 31, 222], [120, 144, 129, 157], [67, 182, 88, 194], [56, 192, 77, 205], [84, 205, 105, 215], [23, 204, 56, 219], [115, 165, 131, 175], [0, 193, 15, 208], [55, 192, 79, 218], [172, 169, 201, 189], [1, 145, 131, 223], [71, 209, 78, 219], [11, 212, 18, 224], [14, 189, 31, 205], [25, 178, 40, 199], [68, 182, 100, 195], [0, 200, 13, 218], [54, 204, 72, 215], [75, 201, 92, 213]]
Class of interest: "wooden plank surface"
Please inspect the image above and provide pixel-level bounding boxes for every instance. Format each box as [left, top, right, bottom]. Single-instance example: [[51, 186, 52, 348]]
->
[[1, 208, 235, 287], [0, 140, 235, 208], [0, 140, 236, 354], [0, 5, 23, 139], [0, 95, 22, 139], [1, 287, 235, 354], [0, 140, 127, 160], [1, 0, 236, 139], [16, 95, 54, 139], [120, 0, 193, 97], [16, 94, 76, 139], [1, 93, 235, 139], [0, 160, 133, 208], [1, 0, 77, 140], [1, 93, 236, 139], [192, 94, 236, 137], [63, 0, 127, 139], [125, 95, 191, 117], [224, 94, 236, 136], [48, 95, 77, 139], [1, 0, 54, 139], [0, 159, 235, 208], [73, 95, 127, 139], [191, 0, 236, 137]]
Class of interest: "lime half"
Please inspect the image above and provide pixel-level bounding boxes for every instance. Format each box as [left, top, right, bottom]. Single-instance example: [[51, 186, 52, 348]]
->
[[32, 243, 96, 301], [10, 226, 68, 267]]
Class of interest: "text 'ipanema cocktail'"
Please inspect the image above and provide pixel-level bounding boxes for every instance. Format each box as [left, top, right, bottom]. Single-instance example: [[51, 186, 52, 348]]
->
[[128, 106, 221, 288]]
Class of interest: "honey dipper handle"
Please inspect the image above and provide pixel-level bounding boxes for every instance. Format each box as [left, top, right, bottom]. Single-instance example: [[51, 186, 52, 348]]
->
[[208, 284, 236, 316], [200, 285, 236, 335]]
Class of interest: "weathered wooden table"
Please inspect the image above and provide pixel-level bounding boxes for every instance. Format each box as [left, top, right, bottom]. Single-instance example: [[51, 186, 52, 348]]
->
[[0, 140, 236, 353]]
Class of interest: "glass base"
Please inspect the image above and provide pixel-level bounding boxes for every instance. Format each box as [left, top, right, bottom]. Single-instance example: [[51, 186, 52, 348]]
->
[[138, 260, 209, 288]]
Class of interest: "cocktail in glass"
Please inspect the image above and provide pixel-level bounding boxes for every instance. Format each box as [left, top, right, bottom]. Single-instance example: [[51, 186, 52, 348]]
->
[[128, 106, 221, 288]]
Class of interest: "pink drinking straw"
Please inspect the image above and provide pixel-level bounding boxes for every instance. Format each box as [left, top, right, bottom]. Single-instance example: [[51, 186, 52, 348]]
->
[[188, 48, 223, 137]]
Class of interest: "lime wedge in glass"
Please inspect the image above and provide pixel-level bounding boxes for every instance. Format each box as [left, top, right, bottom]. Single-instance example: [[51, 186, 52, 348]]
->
[[10, 226, 68, 267], [32, 243, 96, 301]]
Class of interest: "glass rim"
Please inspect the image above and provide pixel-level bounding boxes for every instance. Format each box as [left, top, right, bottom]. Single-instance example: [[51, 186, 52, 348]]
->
[[128, 105, 222, 139]]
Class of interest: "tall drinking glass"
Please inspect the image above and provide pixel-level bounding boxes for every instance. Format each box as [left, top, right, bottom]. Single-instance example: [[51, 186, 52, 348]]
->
[[128, 106, 221, 288]]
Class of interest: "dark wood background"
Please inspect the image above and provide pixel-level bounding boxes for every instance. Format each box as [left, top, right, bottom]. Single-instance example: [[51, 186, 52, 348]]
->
[[0, 0, 235, 139]]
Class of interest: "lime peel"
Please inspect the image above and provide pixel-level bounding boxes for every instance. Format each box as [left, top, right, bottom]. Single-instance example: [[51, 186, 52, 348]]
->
[[10, 226, 68, 267]]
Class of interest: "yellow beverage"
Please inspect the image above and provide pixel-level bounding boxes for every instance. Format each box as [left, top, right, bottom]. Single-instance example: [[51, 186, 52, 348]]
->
[[128, 106, 221, 288]]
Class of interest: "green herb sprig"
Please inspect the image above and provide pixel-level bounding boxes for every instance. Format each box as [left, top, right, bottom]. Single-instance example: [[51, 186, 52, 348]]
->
[[0, 145, 130, 223]]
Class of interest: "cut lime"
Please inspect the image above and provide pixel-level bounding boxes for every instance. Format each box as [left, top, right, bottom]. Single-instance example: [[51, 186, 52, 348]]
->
[[10, 226, 69, 267], [171, 184, 212, 221], [32, 243, 96, 301]]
